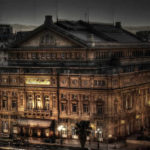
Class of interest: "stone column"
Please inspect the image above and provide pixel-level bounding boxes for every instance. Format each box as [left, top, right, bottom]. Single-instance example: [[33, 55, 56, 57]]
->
[[24, 92, 27, 110], [8, 92, 11, 111], [68, 94, 71, 115], [42, 93, 44, 110], [29, 127, 33, 137], [78, 94, 81, 115]]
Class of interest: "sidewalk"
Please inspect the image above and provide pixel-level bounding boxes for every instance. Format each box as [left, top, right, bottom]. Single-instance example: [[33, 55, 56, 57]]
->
[[0, 137, 127, 150], [126, 134, 150, 146], [28, 137, 126, 150], [63, 139, 126, 150]]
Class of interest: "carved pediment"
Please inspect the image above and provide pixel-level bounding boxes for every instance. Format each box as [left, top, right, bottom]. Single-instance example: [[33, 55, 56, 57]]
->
[[20, 30, 77, 48]]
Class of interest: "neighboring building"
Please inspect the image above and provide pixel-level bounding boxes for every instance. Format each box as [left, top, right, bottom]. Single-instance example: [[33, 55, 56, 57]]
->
[[0, 24, 14, 48], [136, 31, 150, 42], [0, 16, 150, 140]]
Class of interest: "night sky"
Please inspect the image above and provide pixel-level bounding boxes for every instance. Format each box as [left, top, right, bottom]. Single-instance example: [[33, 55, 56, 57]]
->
[[0, 0, 150, 26]]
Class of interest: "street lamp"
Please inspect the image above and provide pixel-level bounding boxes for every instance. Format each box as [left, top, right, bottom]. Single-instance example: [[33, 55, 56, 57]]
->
[[57, 125, 65, 145], [96, 128, 102, 150]]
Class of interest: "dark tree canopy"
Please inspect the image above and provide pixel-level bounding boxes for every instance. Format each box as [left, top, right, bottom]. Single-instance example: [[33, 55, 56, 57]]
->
[[75, 121, 92, 149]]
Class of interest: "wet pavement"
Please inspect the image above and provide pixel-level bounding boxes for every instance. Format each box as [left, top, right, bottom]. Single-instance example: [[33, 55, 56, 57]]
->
[[0, 144, 149, 150], [0, 137, 150, 150]]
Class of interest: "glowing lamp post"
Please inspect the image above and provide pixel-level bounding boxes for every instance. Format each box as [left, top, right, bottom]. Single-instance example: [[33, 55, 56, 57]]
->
[[96, 128, 102, 150], [57, 125, 65, 145]]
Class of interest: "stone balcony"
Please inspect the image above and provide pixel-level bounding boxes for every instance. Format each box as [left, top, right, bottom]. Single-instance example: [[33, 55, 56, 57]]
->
[[23, 109, 53, 119]]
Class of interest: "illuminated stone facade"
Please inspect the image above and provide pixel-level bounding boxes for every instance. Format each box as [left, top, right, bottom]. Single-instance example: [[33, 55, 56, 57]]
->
[[0, 16, 150, 140]]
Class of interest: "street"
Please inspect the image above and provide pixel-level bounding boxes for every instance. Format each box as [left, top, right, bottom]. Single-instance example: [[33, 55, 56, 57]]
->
[[0, 139, 150, 150]]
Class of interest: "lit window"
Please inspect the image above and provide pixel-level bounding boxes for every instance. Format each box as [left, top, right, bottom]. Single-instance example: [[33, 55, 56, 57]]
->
[[27, 95, 33, 110], [44, 96, 49, 110], [37, 100, 41, 109], [36, 95, 41, 110], [2, 121, 8, 133], [3, 78, 7, 83], [94, 80, 105, 86], [72, 94, 77, 100]]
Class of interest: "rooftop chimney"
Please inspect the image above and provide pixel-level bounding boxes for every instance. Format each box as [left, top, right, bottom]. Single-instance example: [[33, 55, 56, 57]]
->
[[115, 22, 121, 28], [44, 15, 53, 25]]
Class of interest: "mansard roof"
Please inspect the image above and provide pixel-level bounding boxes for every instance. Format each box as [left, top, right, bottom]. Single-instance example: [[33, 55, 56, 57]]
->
[[56, 20, 141, 44], [11, 16, 142, 48]]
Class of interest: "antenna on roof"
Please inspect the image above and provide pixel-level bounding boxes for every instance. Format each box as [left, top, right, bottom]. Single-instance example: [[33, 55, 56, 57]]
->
[[112, 0, 116, 26], [84, 8, 90, 23], [113, 11, 115, 26], [56, 0, 59, 22], [87, 8, 90, 23]]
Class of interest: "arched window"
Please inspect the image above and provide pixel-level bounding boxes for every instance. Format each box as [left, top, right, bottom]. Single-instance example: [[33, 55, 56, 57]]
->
[[127, 95, 133, 109], [27, 95, 33, 110], [44, 95, 50, 110], [83, 101, 89, 113], [1, 91, 8, 110], [2, 96, 8, 109], [123, 94, 133, 110], [61, 101, 67, 112], [2, 121, 8, 133], [97, 100, 105, 115], [12, 92, 18, 109], [72, 101, 78, 113], [36, 95, 42, 110]]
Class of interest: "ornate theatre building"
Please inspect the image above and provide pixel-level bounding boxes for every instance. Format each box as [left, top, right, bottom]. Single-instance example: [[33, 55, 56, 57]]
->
[[0, 16, 150, 140]]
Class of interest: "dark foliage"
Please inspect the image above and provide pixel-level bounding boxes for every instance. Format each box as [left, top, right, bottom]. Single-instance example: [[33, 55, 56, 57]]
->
[[75, 121, 92, 149]]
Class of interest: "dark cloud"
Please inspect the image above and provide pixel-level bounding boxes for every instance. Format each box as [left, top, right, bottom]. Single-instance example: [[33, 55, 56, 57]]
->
[[0, 0, 150, 26]]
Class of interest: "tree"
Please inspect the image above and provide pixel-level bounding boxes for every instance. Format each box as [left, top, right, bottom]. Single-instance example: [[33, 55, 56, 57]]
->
[[75, 121, 92, 150]]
